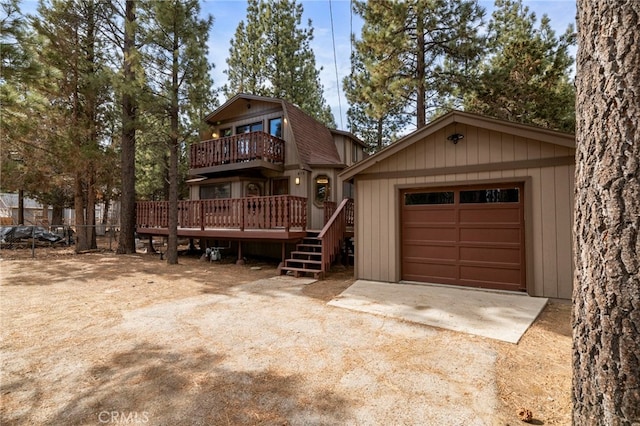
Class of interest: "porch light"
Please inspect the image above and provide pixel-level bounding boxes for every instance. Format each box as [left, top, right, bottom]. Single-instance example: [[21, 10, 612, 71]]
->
[[295, 176, 300, 185], [212, 132, 218, 139]]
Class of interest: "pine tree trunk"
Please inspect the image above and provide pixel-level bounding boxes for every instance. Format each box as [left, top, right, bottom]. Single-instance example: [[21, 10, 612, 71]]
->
[[166, 27, 180, 265], [573, 1, 640, 424], [74, 173, 89, 252], [416, 9, 426, 129], [117, 0, 137, 255], [51, 205, 63, 226], [17, 189, 24, 225], [87, 170, 97, 249]]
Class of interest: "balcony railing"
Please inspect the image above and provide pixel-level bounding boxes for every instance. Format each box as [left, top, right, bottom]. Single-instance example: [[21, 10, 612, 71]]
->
[[190, 131, 285, 169], [136, 195, 307, 232]]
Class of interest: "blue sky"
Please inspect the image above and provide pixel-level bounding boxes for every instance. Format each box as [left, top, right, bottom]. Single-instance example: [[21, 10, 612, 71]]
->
[[202, 0, 577, 130], [19, 0, 577, 130]]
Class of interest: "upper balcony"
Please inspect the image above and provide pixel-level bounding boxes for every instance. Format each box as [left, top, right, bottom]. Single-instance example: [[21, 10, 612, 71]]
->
[[189, 131, 285, 175]]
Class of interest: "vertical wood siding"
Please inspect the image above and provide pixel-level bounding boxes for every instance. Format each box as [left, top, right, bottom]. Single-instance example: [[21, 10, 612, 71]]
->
[[355, 124, 575, 298]]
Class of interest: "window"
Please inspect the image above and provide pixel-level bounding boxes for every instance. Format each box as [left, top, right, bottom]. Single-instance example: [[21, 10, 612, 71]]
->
[[343, 181, 355, 199], [269, 118, 282, 138], [246, 182, 261, 197], [200, 183, 231, 199], [236, 121, 263, 134], [221, 128, 232, 137], [404, 192, 454, 205], [460, 188, 519, 203], [272, 178, 289, 195], [314, 175, 331, 206]]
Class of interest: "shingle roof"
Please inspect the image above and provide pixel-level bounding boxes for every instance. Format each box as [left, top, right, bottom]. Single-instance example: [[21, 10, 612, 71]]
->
[[282, 101, 341, 167]]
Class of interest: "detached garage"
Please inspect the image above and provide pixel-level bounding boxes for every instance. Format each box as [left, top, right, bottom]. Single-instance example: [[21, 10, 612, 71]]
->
[[340, 111, 575, 299]]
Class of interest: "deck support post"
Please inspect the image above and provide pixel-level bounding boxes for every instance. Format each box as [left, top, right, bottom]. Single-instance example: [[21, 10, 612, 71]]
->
[[147, 235, 156, 253], [236, 241, 245, 265], [277, 242, 286, 272]]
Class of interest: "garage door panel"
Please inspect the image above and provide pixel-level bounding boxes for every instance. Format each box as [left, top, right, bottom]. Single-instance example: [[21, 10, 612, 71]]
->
[[403, 244, 458, 260], [460, 246, 521, 264], [403, 226, 457, 242], [403, 208, 456, 224], [459, 227, 521, 244], [403, 261, 458, 281], [458, 207, 521, 224], [459, 265, 522, 287], [401, 183, 525, 291]]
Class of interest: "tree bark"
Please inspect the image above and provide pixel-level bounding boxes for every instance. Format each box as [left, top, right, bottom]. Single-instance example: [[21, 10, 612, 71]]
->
[[17, 189, 24, 225], [573, 1, 640, 424], [117, 0, 138, 255], [51, 204, 63, 226], [166, 24, 180, 265], [415, 7, 426, 129], [74, 172, 88, 252]]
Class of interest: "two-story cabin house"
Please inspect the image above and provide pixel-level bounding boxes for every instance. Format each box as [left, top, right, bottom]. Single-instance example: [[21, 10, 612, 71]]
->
[[136, 93, 366, 277]]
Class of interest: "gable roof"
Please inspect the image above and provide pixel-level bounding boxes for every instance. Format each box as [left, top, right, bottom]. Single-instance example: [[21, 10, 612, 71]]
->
[[205, 93, 342, 168], [340, 110, 575, 180]]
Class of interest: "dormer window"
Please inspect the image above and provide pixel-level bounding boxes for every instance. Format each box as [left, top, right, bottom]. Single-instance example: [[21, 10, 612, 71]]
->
[[236, 122, 263, 134], [269, 118, 282, 138]]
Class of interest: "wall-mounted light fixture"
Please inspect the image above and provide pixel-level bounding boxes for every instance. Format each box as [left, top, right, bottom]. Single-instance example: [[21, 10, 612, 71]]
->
[[212, 132, 218, 139], [447, 133, 464, 144], [295, 176, 300, 185]]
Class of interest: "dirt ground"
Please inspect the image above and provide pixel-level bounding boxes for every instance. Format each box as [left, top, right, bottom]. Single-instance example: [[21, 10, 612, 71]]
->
[[0, 243, 571, 425]]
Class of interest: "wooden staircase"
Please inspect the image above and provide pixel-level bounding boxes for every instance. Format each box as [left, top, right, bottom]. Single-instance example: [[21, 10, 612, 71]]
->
[[280, 198, 354, 280], [280, 231, 324, 279]]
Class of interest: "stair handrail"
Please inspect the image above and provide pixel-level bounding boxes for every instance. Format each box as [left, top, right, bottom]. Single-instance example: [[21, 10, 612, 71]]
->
[[318, 198, 353, 274]]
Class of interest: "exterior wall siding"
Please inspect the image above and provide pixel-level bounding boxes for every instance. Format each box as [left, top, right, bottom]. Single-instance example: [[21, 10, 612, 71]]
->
[[354, 123, 575, 299]]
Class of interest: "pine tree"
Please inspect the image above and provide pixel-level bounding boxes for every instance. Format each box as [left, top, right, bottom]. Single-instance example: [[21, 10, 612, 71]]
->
[[31, 0, 113, 250], [224, 0, 335, 127], [573, 1, 640, 423], [464, 0, 575, 132], [351, 0, 485, 130], [116, 0, 139, 254], [1, 0, 47, 209], [142, 0, 215, 264], [343, 40, 409, 152]]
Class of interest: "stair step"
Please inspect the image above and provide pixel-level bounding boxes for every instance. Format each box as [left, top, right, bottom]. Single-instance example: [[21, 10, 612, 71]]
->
[[285, 259, 322, 267], [296, 243, 322, 250], [291, 251, 322, 258], [280, 266, 324, 279]]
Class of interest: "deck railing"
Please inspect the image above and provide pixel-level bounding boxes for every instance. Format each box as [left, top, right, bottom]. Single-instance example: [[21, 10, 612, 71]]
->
[[323, 200, 354, 226], [190, 131, 285, 169], [318, 198, 354, 273], [137, 195, 307, 231]]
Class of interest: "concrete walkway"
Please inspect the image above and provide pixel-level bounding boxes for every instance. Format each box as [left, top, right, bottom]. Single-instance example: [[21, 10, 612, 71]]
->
[[328, 280, 548, 343]]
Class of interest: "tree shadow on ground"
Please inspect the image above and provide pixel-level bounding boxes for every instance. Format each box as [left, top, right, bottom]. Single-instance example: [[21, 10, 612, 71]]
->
[[18, 343, 352, 425]]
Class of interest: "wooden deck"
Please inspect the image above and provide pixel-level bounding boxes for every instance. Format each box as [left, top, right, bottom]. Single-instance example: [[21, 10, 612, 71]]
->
[[136, 195, 308, 242], [135, 227, 308, 242]]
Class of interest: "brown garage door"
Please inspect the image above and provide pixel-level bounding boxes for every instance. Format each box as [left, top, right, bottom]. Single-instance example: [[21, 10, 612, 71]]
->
[[401, 183, 525, 291]]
